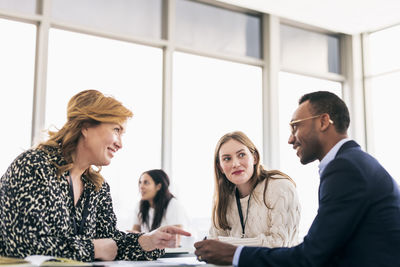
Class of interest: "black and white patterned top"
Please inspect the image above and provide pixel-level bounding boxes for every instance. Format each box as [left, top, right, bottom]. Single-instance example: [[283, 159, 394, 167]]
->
[[0, 146, 163, 261]]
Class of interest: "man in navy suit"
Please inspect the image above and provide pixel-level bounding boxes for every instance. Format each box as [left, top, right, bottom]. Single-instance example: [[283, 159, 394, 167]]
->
[[194, 91, 400, 266]]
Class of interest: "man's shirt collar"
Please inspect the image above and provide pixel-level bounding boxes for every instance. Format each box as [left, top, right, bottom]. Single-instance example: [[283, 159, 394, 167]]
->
[[318, 137, 351, 176]]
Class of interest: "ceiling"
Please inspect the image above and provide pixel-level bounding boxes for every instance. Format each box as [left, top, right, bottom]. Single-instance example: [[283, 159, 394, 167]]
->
[[217, 0, 400, 34]]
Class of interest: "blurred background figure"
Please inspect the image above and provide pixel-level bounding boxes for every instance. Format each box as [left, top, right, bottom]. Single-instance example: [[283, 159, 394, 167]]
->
[[130, 169, 189, 247]]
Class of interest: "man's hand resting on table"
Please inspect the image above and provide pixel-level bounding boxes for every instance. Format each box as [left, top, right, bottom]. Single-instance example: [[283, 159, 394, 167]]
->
[[194, 239, 237, 265]]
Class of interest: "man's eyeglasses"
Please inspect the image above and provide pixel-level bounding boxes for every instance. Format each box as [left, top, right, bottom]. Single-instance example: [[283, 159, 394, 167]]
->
[[289, 114, 333, 135]]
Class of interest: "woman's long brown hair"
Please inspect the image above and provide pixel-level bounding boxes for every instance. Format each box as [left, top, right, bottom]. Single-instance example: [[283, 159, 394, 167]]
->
[[212, 131, 295, 230]]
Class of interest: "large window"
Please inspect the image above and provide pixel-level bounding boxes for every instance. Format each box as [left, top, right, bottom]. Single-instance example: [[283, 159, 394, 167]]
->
[[46, 29, 163, 230], [278, 72, 342, 239], [1, 0, 359, 243], [172, 52, 263, 237], [366, 24, 400, 184], [0, 19, 35, 175]]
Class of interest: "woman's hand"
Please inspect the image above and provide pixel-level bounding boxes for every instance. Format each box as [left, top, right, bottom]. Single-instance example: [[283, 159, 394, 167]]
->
[[93, 238, 118, 261], [138, 225, 191, 251]]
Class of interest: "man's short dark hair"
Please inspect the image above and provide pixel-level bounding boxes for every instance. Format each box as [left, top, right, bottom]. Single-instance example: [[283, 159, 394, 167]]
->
[[299, 91, 350, 134]]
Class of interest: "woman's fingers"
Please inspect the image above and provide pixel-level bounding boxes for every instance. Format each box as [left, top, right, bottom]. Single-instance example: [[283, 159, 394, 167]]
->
[[160, 225, 191, 236]]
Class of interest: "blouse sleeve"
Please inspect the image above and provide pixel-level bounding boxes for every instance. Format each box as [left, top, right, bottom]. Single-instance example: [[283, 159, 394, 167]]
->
[[95, 182, 164, 260], [0, 151, 95, 261]]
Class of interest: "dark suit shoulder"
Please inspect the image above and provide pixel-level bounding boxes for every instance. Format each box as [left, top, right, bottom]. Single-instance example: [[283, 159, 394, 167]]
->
[[323, 141, 397, 202]]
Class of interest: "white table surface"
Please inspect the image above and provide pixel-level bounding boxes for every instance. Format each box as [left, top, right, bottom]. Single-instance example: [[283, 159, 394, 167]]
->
[[91, 256, 230, 267]]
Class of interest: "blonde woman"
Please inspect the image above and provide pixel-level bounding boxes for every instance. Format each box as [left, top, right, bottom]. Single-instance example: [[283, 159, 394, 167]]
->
[[0, 90, 189, 262], [209, 131, 300, 247]]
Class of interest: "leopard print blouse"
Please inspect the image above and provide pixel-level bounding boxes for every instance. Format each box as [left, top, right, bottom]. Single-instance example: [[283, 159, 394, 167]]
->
[[0, 146, 163, 261]]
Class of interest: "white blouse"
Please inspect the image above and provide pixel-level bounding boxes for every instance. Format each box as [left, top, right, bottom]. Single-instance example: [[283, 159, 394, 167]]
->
[[209, 176, 301, 247], [133, 197, 188, 233]]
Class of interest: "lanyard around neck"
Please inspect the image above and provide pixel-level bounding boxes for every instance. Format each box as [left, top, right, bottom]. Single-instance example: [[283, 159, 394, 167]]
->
[[235, 188, 251, 238], [68, 175, 90, 235]]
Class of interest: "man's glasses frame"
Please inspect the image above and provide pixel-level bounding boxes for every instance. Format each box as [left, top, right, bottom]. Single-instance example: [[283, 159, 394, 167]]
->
[[289, 114, 333, 135]]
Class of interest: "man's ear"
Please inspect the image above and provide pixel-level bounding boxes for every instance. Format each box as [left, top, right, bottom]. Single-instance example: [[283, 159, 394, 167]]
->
[[320, 114, 332, 132]]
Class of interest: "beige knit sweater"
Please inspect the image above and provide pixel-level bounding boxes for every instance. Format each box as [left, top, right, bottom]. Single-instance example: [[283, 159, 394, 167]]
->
[[209, 176, 301, 247]]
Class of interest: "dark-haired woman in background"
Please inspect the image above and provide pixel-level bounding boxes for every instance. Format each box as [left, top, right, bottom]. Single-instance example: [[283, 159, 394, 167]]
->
[[130, 170, 188, 240]]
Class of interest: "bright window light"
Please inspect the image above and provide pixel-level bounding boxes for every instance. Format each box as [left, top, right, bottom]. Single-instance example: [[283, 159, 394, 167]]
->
[[0, 19, 35, 175], [172, 52, 263, 237], [368, 72, 400, 184], [369, 24, 400, 75]]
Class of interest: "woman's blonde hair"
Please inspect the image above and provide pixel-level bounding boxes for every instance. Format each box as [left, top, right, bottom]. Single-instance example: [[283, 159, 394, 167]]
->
[[212, 131, 295, 230], [38, 89, 133, 191]]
